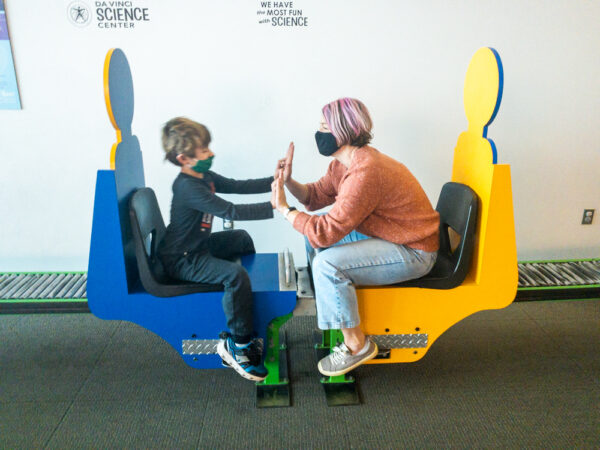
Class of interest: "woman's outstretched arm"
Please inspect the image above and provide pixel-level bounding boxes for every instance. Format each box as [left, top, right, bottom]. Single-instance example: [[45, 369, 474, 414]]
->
[[276, 142, 309, 203]]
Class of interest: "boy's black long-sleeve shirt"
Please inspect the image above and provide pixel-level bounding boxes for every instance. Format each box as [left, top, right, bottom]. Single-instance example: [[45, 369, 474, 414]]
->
[[158, 171, 274, 258]]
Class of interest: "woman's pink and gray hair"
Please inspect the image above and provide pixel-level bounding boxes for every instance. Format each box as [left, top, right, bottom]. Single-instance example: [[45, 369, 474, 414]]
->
[[322, 98, 373, 147]]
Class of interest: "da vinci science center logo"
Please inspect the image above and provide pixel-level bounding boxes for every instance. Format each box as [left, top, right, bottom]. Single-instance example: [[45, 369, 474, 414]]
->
[[67, 1, 92, 27], [67, 1, 151, 29]]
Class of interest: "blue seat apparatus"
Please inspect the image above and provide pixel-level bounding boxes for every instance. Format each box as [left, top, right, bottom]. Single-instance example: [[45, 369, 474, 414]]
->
[[87, 49, 296, 406], [128, 187, 224, 297]]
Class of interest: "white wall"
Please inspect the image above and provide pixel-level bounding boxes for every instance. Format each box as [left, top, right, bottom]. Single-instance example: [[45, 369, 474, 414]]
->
[[0, 0, 598, 271]]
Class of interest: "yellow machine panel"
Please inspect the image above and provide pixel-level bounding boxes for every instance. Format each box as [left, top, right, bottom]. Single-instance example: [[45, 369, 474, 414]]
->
[[359, 48, 518, 364]]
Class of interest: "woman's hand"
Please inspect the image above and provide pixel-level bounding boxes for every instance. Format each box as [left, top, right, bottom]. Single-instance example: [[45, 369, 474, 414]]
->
[[274, 142, 294, 184], [271, 170, 289, 212]]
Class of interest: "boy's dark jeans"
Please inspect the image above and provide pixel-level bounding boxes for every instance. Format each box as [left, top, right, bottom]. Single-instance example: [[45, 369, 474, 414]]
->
[[162, 230, 256, 339]]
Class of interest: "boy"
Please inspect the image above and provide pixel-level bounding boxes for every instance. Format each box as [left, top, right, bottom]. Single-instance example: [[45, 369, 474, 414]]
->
[[158, 117, 275, 381]]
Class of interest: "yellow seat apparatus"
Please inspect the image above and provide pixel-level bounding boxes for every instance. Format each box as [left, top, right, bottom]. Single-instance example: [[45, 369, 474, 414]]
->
[[359, 47, 518, 364]]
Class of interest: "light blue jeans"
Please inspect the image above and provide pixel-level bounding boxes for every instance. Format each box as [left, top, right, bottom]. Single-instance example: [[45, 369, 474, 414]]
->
[[306, 231, 437, 330]]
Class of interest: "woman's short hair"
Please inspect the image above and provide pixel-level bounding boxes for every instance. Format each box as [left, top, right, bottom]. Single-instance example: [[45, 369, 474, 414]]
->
[[322, 98, 373, 147], [161, 117, 211, 166]]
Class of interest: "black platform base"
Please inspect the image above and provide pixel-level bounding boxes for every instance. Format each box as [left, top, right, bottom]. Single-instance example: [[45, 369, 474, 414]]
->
[[256, 383, 291, 408], [321, 378, 360, 407]]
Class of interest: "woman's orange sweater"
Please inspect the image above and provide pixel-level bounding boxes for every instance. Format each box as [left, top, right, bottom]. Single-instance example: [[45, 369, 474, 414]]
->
[[292, 146, 440, 252]]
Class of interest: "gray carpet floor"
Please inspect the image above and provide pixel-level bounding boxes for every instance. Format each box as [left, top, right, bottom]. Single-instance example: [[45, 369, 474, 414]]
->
[[1, 300, 598, 449]]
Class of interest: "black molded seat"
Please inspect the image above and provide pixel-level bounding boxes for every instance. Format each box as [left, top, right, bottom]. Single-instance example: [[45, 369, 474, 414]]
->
[[129, 187, 223, 297], [397, 182, 478, 289]]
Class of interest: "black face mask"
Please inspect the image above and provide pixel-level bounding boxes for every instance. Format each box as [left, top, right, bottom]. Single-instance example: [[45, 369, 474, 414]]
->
[[315, 131, 339, 156]]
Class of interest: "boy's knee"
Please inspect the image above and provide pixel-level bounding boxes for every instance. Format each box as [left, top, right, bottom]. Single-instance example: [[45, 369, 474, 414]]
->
[[225, 265, 251, 288], [234, 229, 255, 253]]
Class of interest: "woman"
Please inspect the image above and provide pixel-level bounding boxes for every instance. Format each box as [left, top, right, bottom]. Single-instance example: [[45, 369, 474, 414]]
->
[[272, 98, 440, 376]]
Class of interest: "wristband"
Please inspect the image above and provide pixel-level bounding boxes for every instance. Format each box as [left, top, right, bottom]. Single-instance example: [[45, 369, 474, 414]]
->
[[283, 206, 297, 218]]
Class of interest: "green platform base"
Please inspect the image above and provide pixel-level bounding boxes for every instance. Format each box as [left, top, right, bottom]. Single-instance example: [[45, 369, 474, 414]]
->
[[256, 317, 292, 408], [315, 330, 361, 406]]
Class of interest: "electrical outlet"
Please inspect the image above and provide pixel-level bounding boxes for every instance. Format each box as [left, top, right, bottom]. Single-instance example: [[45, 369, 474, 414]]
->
[[582, 209, 595, 225]]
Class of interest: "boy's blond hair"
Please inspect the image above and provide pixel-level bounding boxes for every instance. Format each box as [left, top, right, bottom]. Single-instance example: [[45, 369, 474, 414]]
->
[[162, 117, 211, 166]]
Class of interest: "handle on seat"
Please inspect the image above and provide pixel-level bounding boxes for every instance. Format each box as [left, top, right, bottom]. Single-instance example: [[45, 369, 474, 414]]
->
[[284, 248, 291, 286]]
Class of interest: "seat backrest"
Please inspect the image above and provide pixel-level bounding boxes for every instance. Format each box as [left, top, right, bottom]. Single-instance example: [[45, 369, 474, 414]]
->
[[129, 187, 224, 297], [405, 182, 478, 289], [129, 188, 169, 292]]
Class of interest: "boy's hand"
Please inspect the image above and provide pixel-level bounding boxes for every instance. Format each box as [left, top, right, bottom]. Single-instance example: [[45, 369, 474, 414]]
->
[[271, 170, 289, 212], [274, 142, 294, 183], [270, 175, 277, 209]]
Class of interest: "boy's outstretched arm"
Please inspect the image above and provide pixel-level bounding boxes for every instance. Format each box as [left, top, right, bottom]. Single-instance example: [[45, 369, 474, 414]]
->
[[183, 180, 274, 221], [209, 171, 274, 195]]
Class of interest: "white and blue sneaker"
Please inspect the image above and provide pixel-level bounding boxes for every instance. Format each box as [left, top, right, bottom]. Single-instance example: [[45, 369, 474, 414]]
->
[[217, 332, 268, 382]]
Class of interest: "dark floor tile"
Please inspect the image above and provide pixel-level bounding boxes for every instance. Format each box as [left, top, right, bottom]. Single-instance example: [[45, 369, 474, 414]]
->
[[74, 318, 229, 401], [196, 374, 352, 449], [0, 401, 70, 448], [468, 385, 600, 448], [1, 314, 118, 365], [427, 319, 566, 368], [520, 299, 600, 323], [534, 317, 600, 338], [0, 303, 597, 448], [77, 363, 224, 402], [453, 356, 595, 392], [0, 315, 118, 401], [349, 372, 599, 448], [1, 365, 95, 403], [340, 390, 489, 448], [465, 302, 532, 322], [550, 334, 600, 383], [45, 400, 205, 449], [92, 320, 183, 369]]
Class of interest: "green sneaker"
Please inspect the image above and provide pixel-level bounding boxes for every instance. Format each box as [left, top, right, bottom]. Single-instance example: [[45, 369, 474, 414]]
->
[[317, 339, 378, 376]]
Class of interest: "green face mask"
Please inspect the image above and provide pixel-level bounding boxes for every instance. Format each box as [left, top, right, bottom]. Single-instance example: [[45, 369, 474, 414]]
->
[[190, 155, 214, 173]]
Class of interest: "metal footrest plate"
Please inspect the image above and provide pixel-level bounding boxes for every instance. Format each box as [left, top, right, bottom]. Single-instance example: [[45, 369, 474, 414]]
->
[[370, 333, 428, 349], [182, 338, 263, 355]]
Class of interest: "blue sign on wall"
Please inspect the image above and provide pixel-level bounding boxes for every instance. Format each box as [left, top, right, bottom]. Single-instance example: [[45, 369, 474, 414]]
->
[[0, 0, 21, 110]]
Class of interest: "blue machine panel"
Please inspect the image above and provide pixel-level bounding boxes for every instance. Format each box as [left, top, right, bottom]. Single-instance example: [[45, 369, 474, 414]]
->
[[88, 170, 296, 369]]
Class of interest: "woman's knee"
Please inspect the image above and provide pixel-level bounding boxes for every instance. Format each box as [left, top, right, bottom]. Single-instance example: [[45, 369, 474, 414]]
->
[[312, 251, 341, 279], [311, 251, 325, 274]]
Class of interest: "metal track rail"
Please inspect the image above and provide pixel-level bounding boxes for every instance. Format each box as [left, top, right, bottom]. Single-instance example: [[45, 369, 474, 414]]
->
[[1, 259, 598, 314], [515, 260, 600, 301], [0, 272, 88, 314]]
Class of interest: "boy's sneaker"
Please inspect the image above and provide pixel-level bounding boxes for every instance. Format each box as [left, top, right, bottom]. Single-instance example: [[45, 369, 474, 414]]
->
[[317, 339, 378, 377], [217, 332, 268, 382]]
